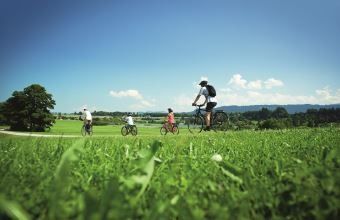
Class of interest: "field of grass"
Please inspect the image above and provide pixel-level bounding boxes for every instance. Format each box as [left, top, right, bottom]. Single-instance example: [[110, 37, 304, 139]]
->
[[0, 127, 339, 219], [39, 120, 191, 136]]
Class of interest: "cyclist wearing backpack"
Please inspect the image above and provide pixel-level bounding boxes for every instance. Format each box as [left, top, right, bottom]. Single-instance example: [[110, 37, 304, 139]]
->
[[192, 80, 217, 131], [82, 107, 92, 129], [124, 113, 134, 127]]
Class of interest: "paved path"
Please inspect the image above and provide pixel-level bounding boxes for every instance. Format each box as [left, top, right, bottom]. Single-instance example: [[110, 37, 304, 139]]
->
[[0, 129, 79, 138]]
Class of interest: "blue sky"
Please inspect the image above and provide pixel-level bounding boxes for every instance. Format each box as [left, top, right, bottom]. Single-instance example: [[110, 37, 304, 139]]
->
[[1, 0, 339, 112]]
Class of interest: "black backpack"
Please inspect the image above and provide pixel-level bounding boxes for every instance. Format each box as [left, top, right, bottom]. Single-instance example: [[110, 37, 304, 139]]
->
[[206, 85, 216, 97]]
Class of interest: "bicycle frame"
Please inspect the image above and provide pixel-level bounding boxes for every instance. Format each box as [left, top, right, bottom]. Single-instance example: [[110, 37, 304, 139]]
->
[[162, 122, 172, 131], [193, 105, 206, 118], [188, 105, 229, 133], [121, 124, 137, 136], [160, 122, 179, 135]]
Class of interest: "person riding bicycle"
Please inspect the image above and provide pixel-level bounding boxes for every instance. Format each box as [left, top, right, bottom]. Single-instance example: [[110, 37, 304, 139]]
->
[[124, 113, 134, 128], [167, 108, 176, 131], [192, 80, 217, 131], [82, 107, 92, 130]]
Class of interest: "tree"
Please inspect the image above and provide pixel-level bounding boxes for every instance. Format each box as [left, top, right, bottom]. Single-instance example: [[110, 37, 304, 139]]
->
[[259, 108, 271, 120], [1, 84, 56, 131], [0, 102, 6, 125], [272, 107, 289, 119]]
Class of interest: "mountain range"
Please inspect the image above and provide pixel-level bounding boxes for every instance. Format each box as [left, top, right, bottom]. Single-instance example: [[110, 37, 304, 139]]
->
[[215, 104, 340, 114]]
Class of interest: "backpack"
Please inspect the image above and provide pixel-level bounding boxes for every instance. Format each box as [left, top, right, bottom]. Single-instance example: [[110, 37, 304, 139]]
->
[[206, 85, 216, 97]]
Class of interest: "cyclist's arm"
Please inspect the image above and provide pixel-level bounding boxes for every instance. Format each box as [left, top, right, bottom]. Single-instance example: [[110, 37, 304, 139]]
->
[[192, 95, 201, 105], [192, 95, 208, 106]]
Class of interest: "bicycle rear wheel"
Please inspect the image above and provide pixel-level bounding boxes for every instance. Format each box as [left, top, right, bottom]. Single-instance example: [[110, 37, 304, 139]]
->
[[131, 126, 138, 136], [172, 125, 179, 135], [212, 112, 229, 132], [187, 116, 203, 134]]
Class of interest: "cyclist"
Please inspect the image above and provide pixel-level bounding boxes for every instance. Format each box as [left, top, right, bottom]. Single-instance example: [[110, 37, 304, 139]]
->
[[124, 113, 134, 128], [192, 80, 217, 131], [167, 108, 176, 131], [82, 107, 92, 130]]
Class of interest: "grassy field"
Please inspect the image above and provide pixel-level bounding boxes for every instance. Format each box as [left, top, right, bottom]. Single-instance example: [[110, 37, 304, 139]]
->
[[41, 120, 192, 136], [0, 127, 339, 219]]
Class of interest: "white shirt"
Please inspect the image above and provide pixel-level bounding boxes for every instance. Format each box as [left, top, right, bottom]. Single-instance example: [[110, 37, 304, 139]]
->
[[83, 110, 92, 120], [126, 116, 134, 125], [199, 87, 217, 103]]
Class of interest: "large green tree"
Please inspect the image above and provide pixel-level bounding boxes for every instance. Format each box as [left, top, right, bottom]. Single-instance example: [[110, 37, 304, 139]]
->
[[1, 84, 56, 131], [272, 107, 289, 119]]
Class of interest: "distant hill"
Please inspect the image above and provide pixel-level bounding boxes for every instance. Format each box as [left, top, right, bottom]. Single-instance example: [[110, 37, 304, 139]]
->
[[215, 104, 340, 114]]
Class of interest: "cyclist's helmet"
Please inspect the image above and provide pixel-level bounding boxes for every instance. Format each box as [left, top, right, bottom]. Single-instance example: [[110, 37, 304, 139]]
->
[[168, 108, 173, 113], [199, 80, 208, 86]]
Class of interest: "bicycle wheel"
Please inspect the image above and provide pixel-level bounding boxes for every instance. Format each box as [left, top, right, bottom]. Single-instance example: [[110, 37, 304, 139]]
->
[[121, 126, 128, 136], [81, 126, 86, 136], [87, 125, 93, 136], [172, 125, 179, 135], [160, 126, 167, 135], [187, 116, 204, 134], [131, 125, 138, 136], [212, 112, 229, 132]]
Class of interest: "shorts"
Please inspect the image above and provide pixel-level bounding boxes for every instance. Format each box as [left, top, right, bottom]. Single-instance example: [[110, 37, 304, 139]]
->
[[206, 102, 217, 112]]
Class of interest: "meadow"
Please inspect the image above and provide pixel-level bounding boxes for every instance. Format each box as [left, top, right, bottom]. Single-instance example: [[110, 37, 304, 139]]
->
[[0, 125, 339, 219], [40, 120, 191, 136]]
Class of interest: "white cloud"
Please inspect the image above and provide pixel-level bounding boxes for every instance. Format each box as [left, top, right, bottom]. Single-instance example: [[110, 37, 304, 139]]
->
[[228, 74, 247, 89], [247, 80, 262, 90], [316, 87, 340, 103], [217, 86, 340, 106], [109, 89, 143, 100], [227, 74, 284, 90], [109, 89, 155, 110], [264, 78, 284, 89]]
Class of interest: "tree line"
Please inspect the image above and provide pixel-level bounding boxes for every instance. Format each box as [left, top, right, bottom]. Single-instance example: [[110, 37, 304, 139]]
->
[[1, 84, 339, 131], [229, 107, 340, 130]]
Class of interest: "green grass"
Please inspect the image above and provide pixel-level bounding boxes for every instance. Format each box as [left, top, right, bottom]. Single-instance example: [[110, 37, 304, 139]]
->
[[0, 128, 339, 219], [42, 120, 192, 136]]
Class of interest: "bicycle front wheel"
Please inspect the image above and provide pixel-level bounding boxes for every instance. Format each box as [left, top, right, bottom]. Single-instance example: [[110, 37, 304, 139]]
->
[[160, 126, 167, 135], [187, 116, 203, 134], [212, 112, 229, 132], [87, 126, 93, 136], [81, 126, 86, 136], [121, 126, 128, 136]]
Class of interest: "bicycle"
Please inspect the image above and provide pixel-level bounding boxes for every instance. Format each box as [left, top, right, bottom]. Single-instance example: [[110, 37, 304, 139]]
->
[[81, 123, 93, 136], [160, 122, 179, 135], [121, 124, 138, 136], [186, 104, 229, 133]]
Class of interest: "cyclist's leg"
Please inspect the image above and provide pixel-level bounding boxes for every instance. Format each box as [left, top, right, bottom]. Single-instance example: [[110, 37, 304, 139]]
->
[[205, 102, 217, 130], [86, 120, 91, 130], [172, 123, 176, 131]]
